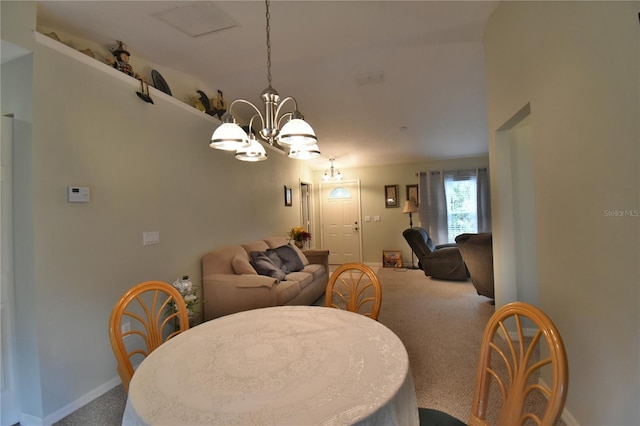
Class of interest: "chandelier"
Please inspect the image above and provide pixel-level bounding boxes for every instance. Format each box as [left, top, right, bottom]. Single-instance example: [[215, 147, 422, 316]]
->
[[209, 0, 320, 162], [322, 158, 343, 182]]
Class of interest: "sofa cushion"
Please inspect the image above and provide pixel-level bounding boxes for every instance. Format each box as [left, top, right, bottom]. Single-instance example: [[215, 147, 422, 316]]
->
[[275, 280, 300, 304], [285, 271, 314, 289], [274, 244, 305, 273], [232, 255, 257, 275], [301, 263, 325, 280], [202, 245, 248, 275], [242, 240, 270, 255], [290, 243, 310, 266], [265, 249, 284, 270], [249, 251, 286, 281], [264, 236, 289, 249]]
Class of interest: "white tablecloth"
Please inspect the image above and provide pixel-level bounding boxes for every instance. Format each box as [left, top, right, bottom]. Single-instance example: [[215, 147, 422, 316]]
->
[[122, 306, 419, 425]]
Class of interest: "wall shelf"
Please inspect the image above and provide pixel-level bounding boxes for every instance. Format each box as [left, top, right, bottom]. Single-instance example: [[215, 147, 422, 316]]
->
[[33, 30, 222, 125]]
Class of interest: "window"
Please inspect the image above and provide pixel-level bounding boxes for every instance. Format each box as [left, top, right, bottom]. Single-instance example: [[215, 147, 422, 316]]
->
[[328, 187, 351, 199], [444, 173, 478, 242], [418, 168, 489, 245]]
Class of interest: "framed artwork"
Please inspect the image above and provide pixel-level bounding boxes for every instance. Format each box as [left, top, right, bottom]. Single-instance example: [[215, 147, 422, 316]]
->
[[382, 250, 403, 268], [284, 186, 292, 207], [384, 185, 399, 208], [406, 184, 419, 206]]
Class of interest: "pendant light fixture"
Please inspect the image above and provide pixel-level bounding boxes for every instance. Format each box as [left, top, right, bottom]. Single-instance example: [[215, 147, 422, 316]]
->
[[322, 158, 343, 182], [210, 0, 319, 161]]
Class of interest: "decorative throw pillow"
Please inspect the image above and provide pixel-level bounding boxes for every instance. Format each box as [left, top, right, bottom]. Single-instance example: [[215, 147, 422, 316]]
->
[[232, 255, 257, 275], [249, 251, 286, 281], [274, 245, 305, 273], [289, 243, 310, 266], [265, 249, 284, 270]]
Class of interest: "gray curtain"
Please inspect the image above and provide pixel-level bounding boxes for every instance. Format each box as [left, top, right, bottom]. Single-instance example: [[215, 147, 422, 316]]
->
[[418, 171, 449, 245], [476, 168, 492, 232]]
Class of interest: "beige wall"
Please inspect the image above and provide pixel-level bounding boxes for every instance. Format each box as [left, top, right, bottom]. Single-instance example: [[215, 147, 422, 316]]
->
[[485, 2, 639, 424], [2, 2, 315, 420]]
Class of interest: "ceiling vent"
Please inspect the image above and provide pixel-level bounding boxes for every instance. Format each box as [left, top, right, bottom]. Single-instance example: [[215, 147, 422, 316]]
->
[[153, 2, 238, 38]]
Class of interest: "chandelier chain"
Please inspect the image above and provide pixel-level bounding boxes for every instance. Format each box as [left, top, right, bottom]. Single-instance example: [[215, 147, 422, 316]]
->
[[265, 0, 272, 87], [209, 0, 318, 160]]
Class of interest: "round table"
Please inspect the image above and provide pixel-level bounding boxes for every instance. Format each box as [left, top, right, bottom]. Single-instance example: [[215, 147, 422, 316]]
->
[[123, 306, 419, 425]]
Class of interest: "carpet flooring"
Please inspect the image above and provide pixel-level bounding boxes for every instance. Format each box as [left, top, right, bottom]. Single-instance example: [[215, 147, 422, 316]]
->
[[54, 268, 498, 425]]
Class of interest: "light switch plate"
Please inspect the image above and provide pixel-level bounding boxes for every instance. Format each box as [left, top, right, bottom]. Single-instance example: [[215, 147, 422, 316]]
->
[[143, 231, 160, 245]]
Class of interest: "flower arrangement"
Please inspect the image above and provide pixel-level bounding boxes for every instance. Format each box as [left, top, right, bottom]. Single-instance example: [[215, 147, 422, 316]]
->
[[169, 276, 202, 316], [288, 226, 312, 242]]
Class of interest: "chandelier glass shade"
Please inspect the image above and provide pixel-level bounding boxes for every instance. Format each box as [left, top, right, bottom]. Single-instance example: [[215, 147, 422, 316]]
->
[[289, 143, 321, 160], [210, 119, 250, 151], [209, 0, 319, 160], [235, 134, 268, 162]]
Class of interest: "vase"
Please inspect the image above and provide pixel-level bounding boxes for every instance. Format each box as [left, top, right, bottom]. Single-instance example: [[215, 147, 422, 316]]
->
[[295, 240, 304, 249]]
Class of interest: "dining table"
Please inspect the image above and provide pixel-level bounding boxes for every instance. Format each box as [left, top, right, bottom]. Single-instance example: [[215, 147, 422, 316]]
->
[[122, 305, 419, 425]]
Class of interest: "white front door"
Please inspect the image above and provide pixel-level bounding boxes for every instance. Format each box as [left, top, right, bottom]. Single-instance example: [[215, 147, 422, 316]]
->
[[320, 181, 362, 265]]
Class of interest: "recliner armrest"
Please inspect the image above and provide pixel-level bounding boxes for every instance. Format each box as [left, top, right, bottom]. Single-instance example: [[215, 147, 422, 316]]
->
[[435, 243, 457, 250]]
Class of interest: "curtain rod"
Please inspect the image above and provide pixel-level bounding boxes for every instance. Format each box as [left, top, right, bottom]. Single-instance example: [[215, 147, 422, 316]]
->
[[415, 167, 487, 176]]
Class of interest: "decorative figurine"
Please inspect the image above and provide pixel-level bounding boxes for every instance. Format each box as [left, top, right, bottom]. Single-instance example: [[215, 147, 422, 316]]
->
[[196, 89, 227, 119], [109, 40, 139, 79], [212, 90, 227, 119]]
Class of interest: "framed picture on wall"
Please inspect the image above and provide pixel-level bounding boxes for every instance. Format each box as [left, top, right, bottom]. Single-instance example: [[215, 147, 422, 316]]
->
[[382, 250, 403, 268], [406, 184, 419, 206], [284, 186, 292, 207], [385, 185, 399, 208]]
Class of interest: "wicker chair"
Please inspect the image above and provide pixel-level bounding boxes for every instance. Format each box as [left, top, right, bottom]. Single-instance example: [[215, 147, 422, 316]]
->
[[325, 263, 382, 320], [108, 281, 189, 393], [419, 301, 569, 425]]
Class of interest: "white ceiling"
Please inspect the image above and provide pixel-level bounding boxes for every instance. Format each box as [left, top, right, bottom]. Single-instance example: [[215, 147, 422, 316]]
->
[[35, 0, 498, 170]]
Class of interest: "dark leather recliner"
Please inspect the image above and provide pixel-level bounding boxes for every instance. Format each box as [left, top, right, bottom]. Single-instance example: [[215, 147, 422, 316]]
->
[[402, 227, 467, 281], [455, 232, 494, 299]]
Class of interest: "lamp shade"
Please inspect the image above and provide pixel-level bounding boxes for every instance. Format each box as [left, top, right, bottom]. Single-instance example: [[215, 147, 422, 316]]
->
[[278, 118, 317, 146], [235, 136, 267, 162], [402, 200, 419, 214], [288, 143, 321, 160], [210, 122, 250, 151]]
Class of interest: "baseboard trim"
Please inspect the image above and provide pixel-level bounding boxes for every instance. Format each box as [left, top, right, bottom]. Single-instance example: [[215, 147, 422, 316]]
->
[[539, 378, 579, 425], [21, 376, 122, 426]]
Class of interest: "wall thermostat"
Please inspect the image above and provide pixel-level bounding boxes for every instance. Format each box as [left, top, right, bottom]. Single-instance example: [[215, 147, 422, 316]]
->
[[67, 186, 90, 203]]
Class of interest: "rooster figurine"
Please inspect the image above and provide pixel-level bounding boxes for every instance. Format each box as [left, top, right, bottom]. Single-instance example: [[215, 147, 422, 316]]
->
[[197, 90, 227, 119]]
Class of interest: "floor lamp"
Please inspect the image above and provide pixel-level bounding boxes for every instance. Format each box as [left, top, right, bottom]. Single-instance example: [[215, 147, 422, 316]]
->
[[402, 200, 420, 269]]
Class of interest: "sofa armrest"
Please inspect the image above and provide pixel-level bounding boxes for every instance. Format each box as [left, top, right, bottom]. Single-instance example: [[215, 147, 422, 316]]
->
[[202, 273, 278, 320], [303, 249, 329, 272]]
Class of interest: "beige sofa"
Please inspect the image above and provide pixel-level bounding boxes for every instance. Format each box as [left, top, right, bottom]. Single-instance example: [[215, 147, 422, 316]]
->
[[201, 236, 330, 320]]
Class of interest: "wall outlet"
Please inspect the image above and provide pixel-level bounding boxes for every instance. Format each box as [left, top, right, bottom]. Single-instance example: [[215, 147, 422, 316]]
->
[[121, 321, 131, 336]]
